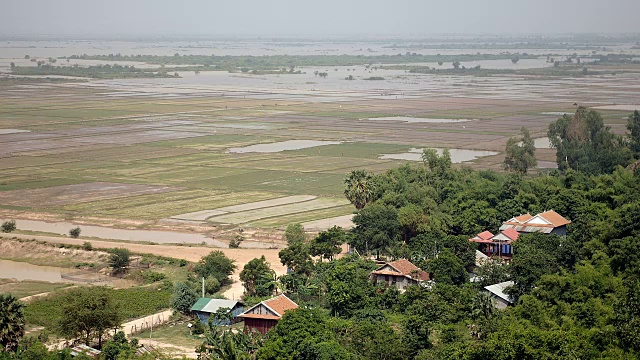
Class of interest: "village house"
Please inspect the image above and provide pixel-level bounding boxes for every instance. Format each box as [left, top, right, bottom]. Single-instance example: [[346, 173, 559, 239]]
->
[[500, 210, 571, 236], [370, 259, 430, 291], [191, 298, 244, 325], [471, 210, 571, 259], [483, 281, 515, 309], [237, 294, 298, 334]]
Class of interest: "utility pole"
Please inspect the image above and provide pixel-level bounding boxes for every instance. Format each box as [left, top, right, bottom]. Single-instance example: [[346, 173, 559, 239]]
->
[[202, 277, 205, 298]]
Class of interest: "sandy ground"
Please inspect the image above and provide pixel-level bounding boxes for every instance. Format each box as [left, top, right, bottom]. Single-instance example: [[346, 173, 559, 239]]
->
[[5, 233, 285, 300], [301, 214, 355, 231]]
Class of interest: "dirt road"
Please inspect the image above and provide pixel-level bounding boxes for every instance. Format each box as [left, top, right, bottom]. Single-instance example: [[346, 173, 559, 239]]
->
[[6, 233, 286, 299]]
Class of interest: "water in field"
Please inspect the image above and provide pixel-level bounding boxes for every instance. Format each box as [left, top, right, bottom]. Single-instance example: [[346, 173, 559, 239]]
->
[[228, 140, 341, 153], [379, 147, 498, 163], [0, 259, 66, 283], [534, 137, 552, 149], [541, 112, 570, 116], [0, 129, 30, 135], [367, 116, 473, 123], [1, 218, 226, 247]]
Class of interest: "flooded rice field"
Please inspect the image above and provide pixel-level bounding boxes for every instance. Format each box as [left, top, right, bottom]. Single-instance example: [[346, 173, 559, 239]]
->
[[228, 140, 341, 153], [367, 116, 474, 123], [0, 129, 31, 135], [379, 148, 499, 163]]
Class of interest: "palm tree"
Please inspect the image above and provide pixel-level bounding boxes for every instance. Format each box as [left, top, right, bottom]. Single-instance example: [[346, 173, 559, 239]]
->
[[343, 170, 374, 210], [471, 292, 495, 320], [0, 294, 25, 352]]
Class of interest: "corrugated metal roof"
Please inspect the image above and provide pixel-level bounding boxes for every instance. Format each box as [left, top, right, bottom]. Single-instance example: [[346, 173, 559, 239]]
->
[[191, 298, 240, 313], [484, 281, 515, 303], [191, 298, 211, 312]]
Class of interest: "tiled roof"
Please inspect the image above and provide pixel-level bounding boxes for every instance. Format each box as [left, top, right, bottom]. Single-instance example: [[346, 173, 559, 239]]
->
[[238, 294, 298, 320], [538, 210, 571, 227], [501, 228, 519, 241], [263, 294, 298, 317], [372, 259, 430, 281], [477, 231, 494, 240], [514, 213, 533, 223]]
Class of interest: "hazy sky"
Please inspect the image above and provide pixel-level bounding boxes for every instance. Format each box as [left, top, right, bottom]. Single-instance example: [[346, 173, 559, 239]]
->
[[2, 0, 640, 37]]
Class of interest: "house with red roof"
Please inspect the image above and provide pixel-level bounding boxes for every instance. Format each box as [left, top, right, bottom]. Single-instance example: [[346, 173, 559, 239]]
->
[[500, 210, 570, 236], [370, 259, 430, 291], [237, 294, 298, 334], [471, 210, 571, 259]]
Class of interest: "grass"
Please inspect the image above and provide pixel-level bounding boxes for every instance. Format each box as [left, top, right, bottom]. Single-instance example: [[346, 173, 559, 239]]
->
[[133, 321, 204, 349], [0, 280, 72, 299], [24, 284, 172, 331]]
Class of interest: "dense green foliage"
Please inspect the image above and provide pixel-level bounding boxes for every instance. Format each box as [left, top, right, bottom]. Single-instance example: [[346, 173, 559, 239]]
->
[[503, 127, 537, 174], [108, 248, 131, 275], [193, 251, 237, 286], [548, 106, 632, 174], [10, 64, 179, 79], [1, 221, 16, 233], [171, 282, 199, 315], [57, 287, 123, 347], [24, 285, 171, 332], [240, 256, 276, 297], [0, 295, 25, 352]]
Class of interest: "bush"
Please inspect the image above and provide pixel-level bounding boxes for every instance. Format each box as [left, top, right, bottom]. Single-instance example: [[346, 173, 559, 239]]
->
[[204, 276, 221, 295], [142, 271, 167, 284], [109, 248, 131, 275], [2, 220, 16, 233], [69, 227, 81, 238], [229, 234, 244, 249], [171, 282, 198, 315], [81, 241, 93, 251]]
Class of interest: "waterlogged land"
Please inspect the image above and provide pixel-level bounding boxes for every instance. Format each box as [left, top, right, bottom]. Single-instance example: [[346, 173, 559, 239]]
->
[[0, 37, 639, 241]]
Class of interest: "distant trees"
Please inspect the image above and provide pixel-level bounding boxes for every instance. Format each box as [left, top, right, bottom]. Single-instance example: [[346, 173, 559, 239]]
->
[[628, 110, 640, 157], [503, 127, 537, 174], [310, 226, 347, 261], [0, 294, 25, 352], [284, 223, 306, 245], [452, 61, 461, 69], [548, 107, 632, 175], [511, 56, 520, 64], [1, 220, 16, 233], [240, 256, 276, 297], [229, 234, 244, 248], [193, 250, 236, 286], [344, 170, 375, 210], [318, 72, 328, 78], [58, 287, 123, 347]]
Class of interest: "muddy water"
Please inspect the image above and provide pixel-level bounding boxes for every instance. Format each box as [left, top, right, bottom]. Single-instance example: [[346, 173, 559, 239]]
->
[[228, 140, 341, 153], [0, 259, 67, 282], [2, 218, 225, 247], [380, 148, 498, 163], [367, 116, 473, 123]]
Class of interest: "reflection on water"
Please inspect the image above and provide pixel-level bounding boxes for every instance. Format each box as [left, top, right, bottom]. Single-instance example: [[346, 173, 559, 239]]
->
[[380, 147, 498, 163], [0, 259, 65, 283], [367, 117, 473, 123], [228, 140, 341, 153]]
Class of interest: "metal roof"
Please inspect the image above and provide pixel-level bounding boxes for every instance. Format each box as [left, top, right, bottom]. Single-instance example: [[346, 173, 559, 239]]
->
[[484, 281, 515, 303], [191, 298, 241, 313]]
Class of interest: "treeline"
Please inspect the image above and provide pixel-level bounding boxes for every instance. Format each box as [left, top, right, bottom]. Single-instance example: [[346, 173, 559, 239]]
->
[[61, 53, 538, 69], [10, 64, 180, 79]]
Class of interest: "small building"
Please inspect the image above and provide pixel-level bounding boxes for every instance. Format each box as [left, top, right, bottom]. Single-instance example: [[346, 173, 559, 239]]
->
[[470, 228, 519, 259], [483, 280, 515, 309], [500, 210, 571, 236], [191, 298, 244, 325], [238, 294, 298, 334], [370, 259, 430, 291], [70, 344, 101, 358]]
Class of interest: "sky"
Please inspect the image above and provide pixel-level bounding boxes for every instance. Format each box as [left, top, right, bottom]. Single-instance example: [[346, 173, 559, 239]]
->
[[2, 0, 640, 37]]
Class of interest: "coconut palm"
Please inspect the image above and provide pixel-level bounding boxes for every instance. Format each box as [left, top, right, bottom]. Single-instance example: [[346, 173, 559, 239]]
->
[[343, 170, 374, 210], [0, 294, 25, 352]]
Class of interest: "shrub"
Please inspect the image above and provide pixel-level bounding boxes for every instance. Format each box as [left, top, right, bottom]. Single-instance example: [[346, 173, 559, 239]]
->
[[82, 241, 93, 251], [142, 271, 167, 284], [69, 227, 81, 238], [2, 220, 16, 233], [229, 235, 244, 249]]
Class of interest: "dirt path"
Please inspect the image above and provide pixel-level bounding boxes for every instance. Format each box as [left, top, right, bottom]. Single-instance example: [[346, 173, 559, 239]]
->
[[138, 339, 198, 359], [120, 309, 173, 337], [19, 286, 79, 303], [6, 233, 285, 299]]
